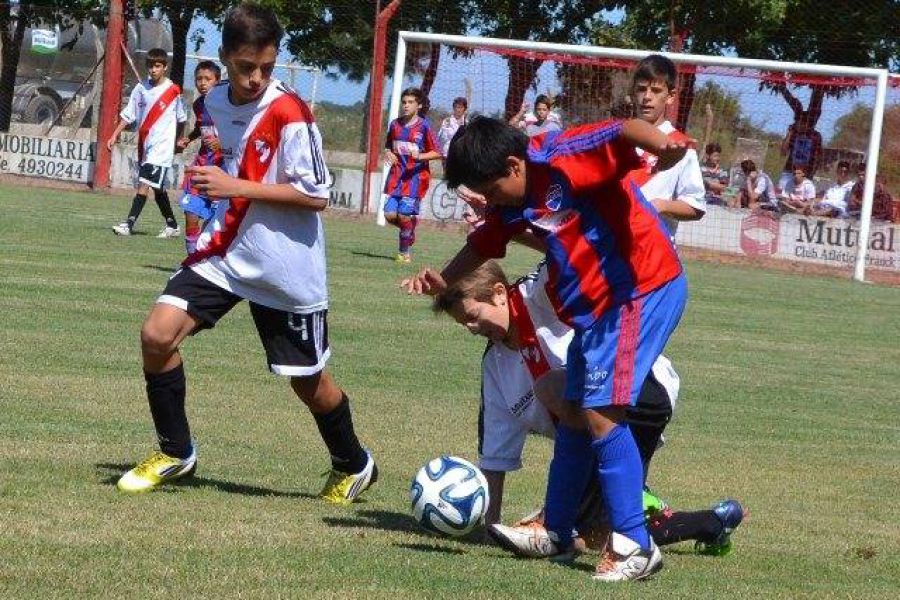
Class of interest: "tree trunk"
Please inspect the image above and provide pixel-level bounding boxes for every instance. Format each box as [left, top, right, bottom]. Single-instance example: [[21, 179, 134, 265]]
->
[[674, 70, 696, 132], [418, 43, 440, 116], [168, 9, 192, 90], [503, 55, 542, 122], [0, 9, 27, 132]]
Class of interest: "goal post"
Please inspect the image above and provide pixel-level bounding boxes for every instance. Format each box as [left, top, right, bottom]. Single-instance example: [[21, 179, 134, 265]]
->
[[383, 30, 893, 282]]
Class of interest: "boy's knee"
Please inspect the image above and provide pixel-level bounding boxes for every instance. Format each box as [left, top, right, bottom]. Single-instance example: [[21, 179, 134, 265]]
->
[[290, 372, 341, 412], [140, 319, 179, 357]]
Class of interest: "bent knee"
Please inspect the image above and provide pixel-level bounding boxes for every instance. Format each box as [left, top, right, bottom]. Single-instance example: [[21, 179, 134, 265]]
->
[[140, 320, 180, 356]]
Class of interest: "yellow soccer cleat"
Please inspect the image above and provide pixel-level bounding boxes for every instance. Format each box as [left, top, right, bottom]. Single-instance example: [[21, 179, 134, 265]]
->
[[319, 450, 378, 505], [117, 449, 197, 493], [395, 253, 412, 264]]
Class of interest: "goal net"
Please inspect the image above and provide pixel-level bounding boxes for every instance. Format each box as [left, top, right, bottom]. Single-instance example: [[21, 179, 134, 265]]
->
[[383, 32, 896, 282]]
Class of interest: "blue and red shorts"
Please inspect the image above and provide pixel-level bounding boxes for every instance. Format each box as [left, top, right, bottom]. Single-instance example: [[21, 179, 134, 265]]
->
[[565, 273, 687, 409], [180, 192, 217, 221], [383, 195, 421, 216]]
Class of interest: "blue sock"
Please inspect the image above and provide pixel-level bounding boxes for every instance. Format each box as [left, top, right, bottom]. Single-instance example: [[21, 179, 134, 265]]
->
[[593, 424, 651, 550], [543, 425, 594, 548]]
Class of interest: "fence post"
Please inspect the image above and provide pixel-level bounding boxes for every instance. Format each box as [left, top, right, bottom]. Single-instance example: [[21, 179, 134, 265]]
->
[[93, 0, 125, 189]]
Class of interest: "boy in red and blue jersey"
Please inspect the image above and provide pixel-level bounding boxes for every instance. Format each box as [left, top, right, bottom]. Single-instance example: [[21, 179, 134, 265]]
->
[[383, 87, 441, 263], [176, 60, 223, 254], [402, 116, 690, 582]]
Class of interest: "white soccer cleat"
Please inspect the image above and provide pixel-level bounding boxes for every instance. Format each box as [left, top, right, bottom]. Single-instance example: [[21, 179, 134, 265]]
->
[[156, 226, 181, 239], [592, 532, 663, 582], [488, 522, 576, 561], [112, 222, 132, 236]]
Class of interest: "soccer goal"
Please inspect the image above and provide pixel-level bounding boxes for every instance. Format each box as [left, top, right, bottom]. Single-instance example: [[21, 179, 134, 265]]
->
[[381, 31, 894, 282]]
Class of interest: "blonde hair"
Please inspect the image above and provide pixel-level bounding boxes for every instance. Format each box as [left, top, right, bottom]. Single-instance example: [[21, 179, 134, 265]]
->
[[432, 260, 509, 314]]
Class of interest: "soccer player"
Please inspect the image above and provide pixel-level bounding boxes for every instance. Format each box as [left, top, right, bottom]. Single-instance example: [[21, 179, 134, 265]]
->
[[176, 60, 223, 254], [628, 55, 706, 238], [403, 116, 690, 581], [108, 47, 186, 238], [382, 87, 442, 263], [116, 3, 377, 506], [437, 96, 468, 158], [432, 260, 745, 555]]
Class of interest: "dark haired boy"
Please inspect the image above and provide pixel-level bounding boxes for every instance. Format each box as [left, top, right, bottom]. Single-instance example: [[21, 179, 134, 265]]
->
[[117, 3, 377, 506], [738, 159, 776, 210], [438, 96, 468, 157], [109, 47, 185, 237], [628, 54, 705, 238], [176, 60, 223, 254], [383, 87, 442, 263], [403, 116, 690, 581], [701, 142, 729, 205]]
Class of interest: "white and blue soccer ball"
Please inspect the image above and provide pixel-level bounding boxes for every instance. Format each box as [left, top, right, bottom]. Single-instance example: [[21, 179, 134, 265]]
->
[[410, 455, 490, 537]]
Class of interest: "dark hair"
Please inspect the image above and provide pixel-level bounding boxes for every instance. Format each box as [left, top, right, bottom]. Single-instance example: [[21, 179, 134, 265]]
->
[[793, 165, 808, 175], [146, 48, 168, 65], [401, 87, 424, 104], [740, 159, 757, 174], [195, 60, 221, 80], [444, 116, 528, 189], [705, 142, 721, 155], [837, 160, 850, 170], [432, 261, 510, 314], [856, 162, 867, 173], [534, 94, 553, 110], [452, 96, 468, 109], [633, 54, 677, 90], [222, 2, 284, 53]]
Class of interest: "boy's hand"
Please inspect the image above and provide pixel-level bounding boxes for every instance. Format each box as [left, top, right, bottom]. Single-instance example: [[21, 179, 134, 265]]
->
[[185, 165, 243, 198], [400, 267, 447, 296], [655, 135, 692, 171], [106, 136, 117, 152], [176, 137, 190, 150], [457, 184, 487, 212], [384, 150, 398, 166]]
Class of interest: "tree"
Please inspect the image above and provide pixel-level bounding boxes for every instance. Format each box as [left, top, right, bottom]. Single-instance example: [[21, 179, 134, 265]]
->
[[598, 1, 899, 130], [830, 102, 900, 188], [0, 0, 100, 131]]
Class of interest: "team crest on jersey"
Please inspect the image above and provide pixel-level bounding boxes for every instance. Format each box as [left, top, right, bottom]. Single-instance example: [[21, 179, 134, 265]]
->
[[530, 208, 576, 233], [545, 184, 563, 211], [254, 139, 272, 163]]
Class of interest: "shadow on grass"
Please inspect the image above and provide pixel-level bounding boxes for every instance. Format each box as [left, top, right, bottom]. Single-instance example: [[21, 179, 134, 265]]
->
[[349, 250, 396, 262], [394, 542, 465, 555], [95, 462, 317, 499], [322, 509, 495, 549], [142, 264, 177, 273]]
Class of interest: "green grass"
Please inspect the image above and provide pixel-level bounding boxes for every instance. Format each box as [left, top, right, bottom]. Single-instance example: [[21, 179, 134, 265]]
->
[[1, 184, 898, 599]]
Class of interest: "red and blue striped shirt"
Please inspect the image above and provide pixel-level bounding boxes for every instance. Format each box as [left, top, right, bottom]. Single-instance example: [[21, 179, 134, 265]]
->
[[383, 116, 439, 200], [467, 120, 683, 330], [183, 95, 223, 195]]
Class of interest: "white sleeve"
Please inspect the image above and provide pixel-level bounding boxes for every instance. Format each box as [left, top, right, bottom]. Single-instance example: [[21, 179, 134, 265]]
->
[[478, 352, 529, 473], [119, 86, 140, 124], [175, 94, 187, 123], [754, 177, 768, 195], [674, 149, 706, 213], [279, 121, 331, 199]]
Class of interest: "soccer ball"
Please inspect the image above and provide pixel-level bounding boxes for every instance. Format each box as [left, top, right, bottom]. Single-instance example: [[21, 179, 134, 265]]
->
[[410, 455, 490, 537]]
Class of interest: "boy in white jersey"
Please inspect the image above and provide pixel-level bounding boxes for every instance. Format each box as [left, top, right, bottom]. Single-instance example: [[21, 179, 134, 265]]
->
[[108, 48, 186, 238], [432, 261, 745, 557], [116, 3, 377, 505], [628, 55, 706, 238]]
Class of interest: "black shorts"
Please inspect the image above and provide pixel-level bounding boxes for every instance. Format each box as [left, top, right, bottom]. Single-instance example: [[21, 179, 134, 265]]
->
[[138, 162, 172, 190], [158, 267, 331, 377]]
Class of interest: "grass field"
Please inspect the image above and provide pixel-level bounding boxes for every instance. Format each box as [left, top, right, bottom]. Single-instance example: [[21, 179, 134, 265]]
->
[[1, 184, 898, 599]]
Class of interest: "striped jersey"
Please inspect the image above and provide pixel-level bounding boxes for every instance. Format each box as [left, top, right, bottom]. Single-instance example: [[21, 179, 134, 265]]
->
[[185, 79, 331, 313], [182, 95, 224, 195], [468, 120, 683, 331], [383, 115, 439, 199], [120, 78, 186, 167]]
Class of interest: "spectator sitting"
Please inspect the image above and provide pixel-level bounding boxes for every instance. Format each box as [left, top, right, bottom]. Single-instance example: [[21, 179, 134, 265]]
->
[[847, 163, 897, 222], [509, 94, 562, 137], [437, 96, 468, 158], [808, 160, 853, 218], [700, 142, 729, 205], [778, 166, 816, 214], [736, 159, 777, 210], [777, 111, 823, 193]]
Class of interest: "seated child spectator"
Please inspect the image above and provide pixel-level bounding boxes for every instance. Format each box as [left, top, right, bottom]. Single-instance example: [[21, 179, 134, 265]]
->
[[779, 166, 816, 213], [809, 161, 853, 218], [848, 163, 897, 222], [737, 160, 776, 210], [700, 142, 729, 205], [509, 94, 562, 137]]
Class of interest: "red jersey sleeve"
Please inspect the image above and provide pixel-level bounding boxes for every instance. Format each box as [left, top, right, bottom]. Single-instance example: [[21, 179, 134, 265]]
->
[[539, 120, 641, 195], [384, 121, 395, 150], [466, 207, 527, 259]]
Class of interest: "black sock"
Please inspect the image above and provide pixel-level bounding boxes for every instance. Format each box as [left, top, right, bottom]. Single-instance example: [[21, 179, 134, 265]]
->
[[145, 364, 193, 459], [649, 510, 723, 546], [313, 394, 367, 473], [126, 193, 148, 228], [154, 190, 178, 228]]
